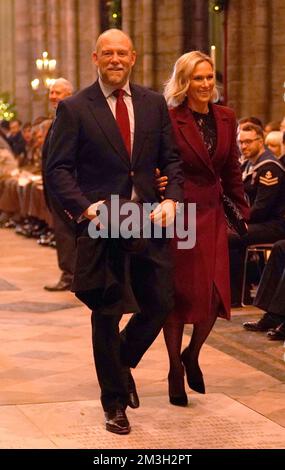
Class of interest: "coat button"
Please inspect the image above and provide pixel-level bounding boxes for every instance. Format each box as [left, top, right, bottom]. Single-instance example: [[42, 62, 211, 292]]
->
[[130, 171, 134, 177]]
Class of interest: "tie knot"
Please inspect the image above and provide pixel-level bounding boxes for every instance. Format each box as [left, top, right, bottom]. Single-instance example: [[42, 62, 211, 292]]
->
[[113, 89, 124, 99]]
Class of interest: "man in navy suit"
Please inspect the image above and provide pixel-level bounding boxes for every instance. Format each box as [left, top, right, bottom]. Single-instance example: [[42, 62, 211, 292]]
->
[[46, 29, 183, 434]]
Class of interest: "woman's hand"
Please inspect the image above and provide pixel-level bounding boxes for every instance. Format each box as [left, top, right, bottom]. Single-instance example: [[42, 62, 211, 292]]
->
[[155, 168, 168, 193]]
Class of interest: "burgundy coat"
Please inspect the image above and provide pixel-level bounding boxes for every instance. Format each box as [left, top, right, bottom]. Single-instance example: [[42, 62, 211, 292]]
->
[[169, 103, 249, 324]]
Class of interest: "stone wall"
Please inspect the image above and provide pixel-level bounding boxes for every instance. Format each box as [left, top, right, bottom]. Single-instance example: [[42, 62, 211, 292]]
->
[[122, 0, 183, 91], [1, 0, 284, 122], [1, 0, 100, 121], [227, 0, 285, 123]]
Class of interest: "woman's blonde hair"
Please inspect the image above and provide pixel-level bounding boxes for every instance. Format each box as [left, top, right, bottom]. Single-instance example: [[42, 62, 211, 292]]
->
[[164, 50, 218, 108]]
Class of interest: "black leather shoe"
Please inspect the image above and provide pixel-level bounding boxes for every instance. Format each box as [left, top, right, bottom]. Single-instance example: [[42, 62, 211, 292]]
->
[[243, 313, 280, 332], [169, 395, 188, 406], [126, 369, 140, 409], [44, 279, 72, 291], [181, 348, 205, 394], [267, 323, 285, 341], [105, 408, 130, 435]]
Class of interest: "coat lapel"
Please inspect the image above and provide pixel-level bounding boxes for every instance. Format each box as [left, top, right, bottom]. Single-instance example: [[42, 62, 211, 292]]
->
[[176, 104, 215, 175], [211, 103, 231, 163], [86, 81, 130, 167]]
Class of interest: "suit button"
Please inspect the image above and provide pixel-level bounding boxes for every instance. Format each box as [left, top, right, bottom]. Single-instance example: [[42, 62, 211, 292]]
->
[[130, 171, 134, 177]]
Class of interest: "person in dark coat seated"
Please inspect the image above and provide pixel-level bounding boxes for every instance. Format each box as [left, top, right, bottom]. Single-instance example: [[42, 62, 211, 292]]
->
[[243, 239, 285, 340]]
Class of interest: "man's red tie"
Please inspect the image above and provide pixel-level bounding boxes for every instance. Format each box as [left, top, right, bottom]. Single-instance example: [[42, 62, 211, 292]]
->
[[113, 89, 131, 157]]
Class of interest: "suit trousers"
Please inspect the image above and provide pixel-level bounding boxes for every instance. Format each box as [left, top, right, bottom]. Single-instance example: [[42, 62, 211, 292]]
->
[[254, 239, 285, 318], [91, 237, 174, 411]]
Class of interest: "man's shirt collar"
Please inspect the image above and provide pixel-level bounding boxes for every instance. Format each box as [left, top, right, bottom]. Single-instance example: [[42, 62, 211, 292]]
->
[[98, 77, 131, 98]]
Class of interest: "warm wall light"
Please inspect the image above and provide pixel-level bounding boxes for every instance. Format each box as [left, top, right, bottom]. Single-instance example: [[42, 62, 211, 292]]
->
[[211, 1, 228, 13], [210, 45, 216, 69]]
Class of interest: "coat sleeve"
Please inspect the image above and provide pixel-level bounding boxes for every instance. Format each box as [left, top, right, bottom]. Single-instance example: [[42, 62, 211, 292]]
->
[[46, 100, 91, 220], [157, 97, 184, 202]]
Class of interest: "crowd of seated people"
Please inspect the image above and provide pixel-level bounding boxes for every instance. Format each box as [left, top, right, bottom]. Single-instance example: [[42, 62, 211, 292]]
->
[[0, 117, 55, 246], [0, 78, 76, 293]]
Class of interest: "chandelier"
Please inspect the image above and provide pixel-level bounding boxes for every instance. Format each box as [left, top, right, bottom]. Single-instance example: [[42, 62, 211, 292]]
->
[[31, 51, 57, 91]]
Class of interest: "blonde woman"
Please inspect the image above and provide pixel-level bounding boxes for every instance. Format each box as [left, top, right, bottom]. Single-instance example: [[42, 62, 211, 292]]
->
[[163, 51, 249, 406]]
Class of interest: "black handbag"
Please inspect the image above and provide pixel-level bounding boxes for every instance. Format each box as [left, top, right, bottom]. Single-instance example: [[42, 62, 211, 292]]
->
[[222, 194, 248, 237]]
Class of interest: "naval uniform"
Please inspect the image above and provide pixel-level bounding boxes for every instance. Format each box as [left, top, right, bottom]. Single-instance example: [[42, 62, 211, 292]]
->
[[229, 149, 285, 305]]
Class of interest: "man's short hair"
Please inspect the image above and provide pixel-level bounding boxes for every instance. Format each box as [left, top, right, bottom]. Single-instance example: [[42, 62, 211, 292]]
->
[[240, 124, 264, 139], [51, 77, 74, 94], [239, 116, 263, 128]]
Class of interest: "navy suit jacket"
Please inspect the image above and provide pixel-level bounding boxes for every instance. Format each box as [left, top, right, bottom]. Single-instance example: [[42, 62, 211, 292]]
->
[[46, 80, 183, 221]]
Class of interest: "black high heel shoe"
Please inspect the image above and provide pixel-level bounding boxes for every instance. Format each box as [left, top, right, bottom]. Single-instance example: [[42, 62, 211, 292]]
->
[[181, 348, 205, 394], [168, 368, 188, 407]]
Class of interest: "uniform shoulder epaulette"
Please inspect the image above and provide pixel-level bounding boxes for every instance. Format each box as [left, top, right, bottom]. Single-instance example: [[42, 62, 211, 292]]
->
[[259, 169, 279, 186]]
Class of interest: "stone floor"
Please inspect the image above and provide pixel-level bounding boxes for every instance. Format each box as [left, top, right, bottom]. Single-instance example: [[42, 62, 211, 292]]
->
[[0, 228, 284, 449]]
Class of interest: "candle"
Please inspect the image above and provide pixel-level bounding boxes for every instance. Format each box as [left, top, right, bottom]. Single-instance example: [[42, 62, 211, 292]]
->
[[211, 45, 216, 70]]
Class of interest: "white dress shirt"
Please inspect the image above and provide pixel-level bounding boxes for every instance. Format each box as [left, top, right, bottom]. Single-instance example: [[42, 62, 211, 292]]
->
[[98, 78, 135, 156]]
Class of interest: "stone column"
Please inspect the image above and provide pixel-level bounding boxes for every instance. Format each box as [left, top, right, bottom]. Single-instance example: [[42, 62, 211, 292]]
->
[[122, 0, 183, 90], [226, 0, 242, 115], [226, 0, 285, 123], [30, 0, 48, 118], [0, 0, 14, 99], [184, 0, 209, 53], [269, 0, 285, 120], [47, 0, 60, 68], [14, 0, 33, 121], [155, 0, 183, 91], [77, 0, 100, 89], [249, 0, 270, 121], [59, 0, 77, 86], [122, 0, 134, 37], [141, 0, 154, 88]]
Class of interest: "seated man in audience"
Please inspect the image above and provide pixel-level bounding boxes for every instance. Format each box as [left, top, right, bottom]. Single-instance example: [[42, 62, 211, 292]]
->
[[229, 124, 285, 306], [8, 119, 26, 158], [18, 122, 33, 167], [243, 240, 285, 341], [264, 120, 281, 137]]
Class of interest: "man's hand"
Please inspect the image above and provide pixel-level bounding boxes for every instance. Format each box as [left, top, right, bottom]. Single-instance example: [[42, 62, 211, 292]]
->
[[150, 199, 176, 227], [155, 168, 168, 194], [83, 200, 105, 225]]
